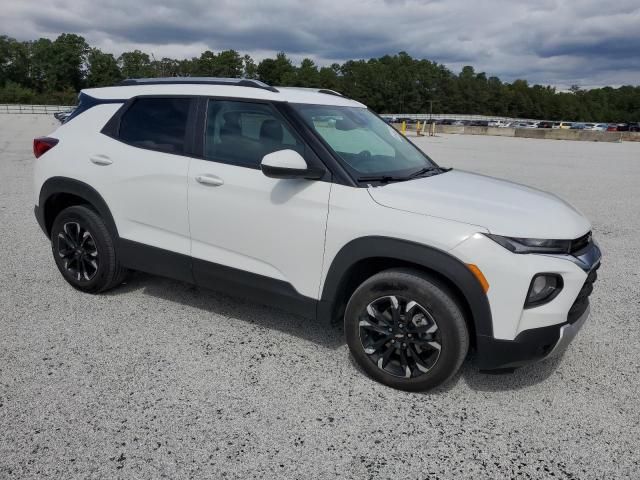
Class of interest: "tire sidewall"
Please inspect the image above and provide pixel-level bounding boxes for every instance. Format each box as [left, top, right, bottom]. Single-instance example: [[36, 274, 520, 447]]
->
[[345, 271, 468, 391]]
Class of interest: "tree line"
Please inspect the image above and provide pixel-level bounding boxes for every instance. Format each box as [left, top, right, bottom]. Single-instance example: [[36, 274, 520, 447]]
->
[[1, 33, 638, 122]]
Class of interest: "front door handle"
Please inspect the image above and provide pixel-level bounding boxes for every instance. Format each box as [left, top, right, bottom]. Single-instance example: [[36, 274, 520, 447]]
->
[[90, 154, 113, 166], [195, 174, 224, 187]]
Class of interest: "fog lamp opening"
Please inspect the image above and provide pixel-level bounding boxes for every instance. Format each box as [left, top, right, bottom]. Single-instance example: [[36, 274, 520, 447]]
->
[[524, 273, 563, 308]]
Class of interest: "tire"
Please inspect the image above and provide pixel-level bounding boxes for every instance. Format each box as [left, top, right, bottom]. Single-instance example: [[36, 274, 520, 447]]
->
[[50, 205, 126, 293], [345, 268, 469, 391]]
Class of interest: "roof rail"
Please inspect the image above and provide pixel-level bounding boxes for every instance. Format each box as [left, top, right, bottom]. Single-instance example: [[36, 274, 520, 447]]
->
[[277, 86, 347, 98], [117, 77, 279, 93], [317, 89, 345, 97]]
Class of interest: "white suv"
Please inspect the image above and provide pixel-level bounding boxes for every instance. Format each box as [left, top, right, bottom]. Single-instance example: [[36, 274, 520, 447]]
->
[[33, 78, 601, 391]]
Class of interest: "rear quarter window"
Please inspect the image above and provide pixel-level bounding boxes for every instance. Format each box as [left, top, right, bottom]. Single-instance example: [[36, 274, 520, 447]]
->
[[118, 98, 191, 154]]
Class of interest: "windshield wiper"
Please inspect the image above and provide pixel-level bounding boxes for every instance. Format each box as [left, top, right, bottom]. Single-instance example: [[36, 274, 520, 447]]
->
[[357, 174, 408, 183], [357, 166, 451, 184], [407, 166, 451, 178]]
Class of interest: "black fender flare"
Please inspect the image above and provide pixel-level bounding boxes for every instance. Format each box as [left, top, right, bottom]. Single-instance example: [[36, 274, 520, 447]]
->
[[38, 176, 119, 239], [318, 236, 493, 338]]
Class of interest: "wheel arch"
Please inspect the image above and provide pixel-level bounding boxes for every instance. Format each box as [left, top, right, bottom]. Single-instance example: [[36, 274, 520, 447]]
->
[[38, 177, 118, 239], [318, 236, 493, 342]]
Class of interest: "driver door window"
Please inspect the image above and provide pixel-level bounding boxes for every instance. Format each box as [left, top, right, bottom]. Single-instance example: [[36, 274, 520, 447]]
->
[[204, 100, 304, 168]]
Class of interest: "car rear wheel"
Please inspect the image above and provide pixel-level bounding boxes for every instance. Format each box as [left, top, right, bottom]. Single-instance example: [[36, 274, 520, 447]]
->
[[345, 268, 469, 391], [50, 205, 126, 293]]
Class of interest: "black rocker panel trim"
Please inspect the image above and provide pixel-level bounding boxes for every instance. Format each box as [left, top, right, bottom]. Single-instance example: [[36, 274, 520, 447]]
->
[[319, 236, 494, 338], [118, 238, 194, 284], [192, 257, 317, 318], [38, 177, 119, 239], [117, 239, 317, 318]]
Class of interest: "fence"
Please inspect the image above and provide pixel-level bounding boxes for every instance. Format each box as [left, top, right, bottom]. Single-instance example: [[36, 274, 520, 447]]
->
[[0, 104, 74, 114], [381, 113, 542, 123]]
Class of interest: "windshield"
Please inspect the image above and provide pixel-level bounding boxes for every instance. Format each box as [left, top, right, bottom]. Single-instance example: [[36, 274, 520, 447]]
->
[[291, 104, 437, 179]]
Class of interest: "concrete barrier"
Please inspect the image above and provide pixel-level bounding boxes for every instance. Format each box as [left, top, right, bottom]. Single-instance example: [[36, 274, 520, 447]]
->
[[518, 129, 622, 142], [464, 126, 515, 137], [621, 132, 640, 142], [438, 125, 466, 135], [389, 123, 631, 142]]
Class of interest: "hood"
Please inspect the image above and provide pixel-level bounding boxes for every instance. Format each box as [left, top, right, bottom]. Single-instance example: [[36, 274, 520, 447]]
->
[[368, 170, 591, 239]]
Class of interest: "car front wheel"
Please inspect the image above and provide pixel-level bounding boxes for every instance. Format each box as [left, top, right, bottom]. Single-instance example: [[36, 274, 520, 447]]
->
[[345, 268, 469, 391]]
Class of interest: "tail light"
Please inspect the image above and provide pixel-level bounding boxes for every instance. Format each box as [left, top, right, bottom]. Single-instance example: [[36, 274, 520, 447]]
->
[[33, 137, 59, 158]]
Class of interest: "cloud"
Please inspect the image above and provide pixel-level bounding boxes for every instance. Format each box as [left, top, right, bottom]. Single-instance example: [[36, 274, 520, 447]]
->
[[2, 0, 639, 88]]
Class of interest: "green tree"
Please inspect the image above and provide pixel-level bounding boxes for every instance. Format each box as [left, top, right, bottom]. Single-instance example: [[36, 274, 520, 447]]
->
[[295, 58, 319, 87], [257, 52, 295, 85], [86, 48, 122, 87], [2, 33, 640, 119], [118, 50, 153, 78], [48, 34, 89, 91], [243, 54, 257, 79]]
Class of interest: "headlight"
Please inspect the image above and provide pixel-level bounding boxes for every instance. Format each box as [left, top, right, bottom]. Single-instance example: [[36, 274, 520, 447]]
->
[[484, 234, 571, 254]]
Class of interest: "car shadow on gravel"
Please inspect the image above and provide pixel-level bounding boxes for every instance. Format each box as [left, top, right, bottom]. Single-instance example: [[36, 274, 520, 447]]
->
[[107, 271, 566, 392], [106, 271, 345, 350], [460, 354, 564, 392]]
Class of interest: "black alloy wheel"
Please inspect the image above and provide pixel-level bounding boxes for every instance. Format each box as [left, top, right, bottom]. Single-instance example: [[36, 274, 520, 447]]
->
[[57, 221, 99, 281], [50, 205, 126, 293], [359, 295, 442, 378]]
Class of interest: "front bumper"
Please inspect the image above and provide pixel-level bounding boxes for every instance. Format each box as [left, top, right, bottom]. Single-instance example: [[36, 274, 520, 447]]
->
[[451, 234, 601, 371], [545, 304, 590, 359], [475, 302, 591, 370]]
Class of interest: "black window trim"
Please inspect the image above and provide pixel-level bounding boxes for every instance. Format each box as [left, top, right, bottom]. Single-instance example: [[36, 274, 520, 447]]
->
[[101, 94, 356, 186]]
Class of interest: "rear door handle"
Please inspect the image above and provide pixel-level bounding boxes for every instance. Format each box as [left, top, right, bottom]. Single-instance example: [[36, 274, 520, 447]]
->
[[195, 174, 224, 187], [90, 154, 113, 166]]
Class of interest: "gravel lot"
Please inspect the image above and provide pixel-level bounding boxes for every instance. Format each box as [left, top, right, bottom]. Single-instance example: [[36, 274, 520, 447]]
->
[[1, 115, 639, 479]]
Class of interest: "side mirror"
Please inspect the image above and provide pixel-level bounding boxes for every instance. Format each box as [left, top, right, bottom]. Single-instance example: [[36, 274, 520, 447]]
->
[[260, 149, 324, 180]]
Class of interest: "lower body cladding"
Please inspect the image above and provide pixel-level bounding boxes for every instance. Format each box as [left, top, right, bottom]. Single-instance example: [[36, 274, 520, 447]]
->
[[452, 234, 601, 370]]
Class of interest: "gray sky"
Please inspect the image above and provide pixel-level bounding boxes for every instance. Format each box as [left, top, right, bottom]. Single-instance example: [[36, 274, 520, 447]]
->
[[3, 0, 640, 88]]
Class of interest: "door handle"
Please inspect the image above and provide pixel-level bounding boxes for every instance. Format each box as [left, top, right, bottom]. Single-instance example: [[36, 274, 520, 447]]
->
[[195, 174, 224, 187], [90, 154, 113, 166]]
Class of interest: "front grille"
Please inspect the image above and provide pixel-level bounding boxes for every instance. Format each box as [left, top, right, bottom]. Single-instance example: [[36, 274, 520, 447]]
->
[[570, 231, 592, 254], [567, 264, 599, 323]]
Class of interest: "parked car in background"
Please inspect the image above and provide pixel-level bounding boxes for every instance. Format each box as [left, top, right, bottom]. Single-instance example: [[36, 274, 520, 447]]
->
[[558, 122, 574, 129], [592, 124, 609, 131], [512, 121, 538, 129], [628, 122, 640, 132], [552, 122, 561, 129], [571, 123, 586, 130], [537, 121, 554, 129], [582, 123, 597, 131], [613, 123, 629, 131], [606, 124, 618, 131], [469, 120, 490, 127]]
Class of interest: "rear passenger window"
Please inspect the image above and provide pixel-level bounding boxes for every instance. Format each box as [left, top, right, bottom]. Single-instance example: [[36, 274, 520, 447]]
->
[[204, 100, 304, 168], [119, 98, 191, 154]]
